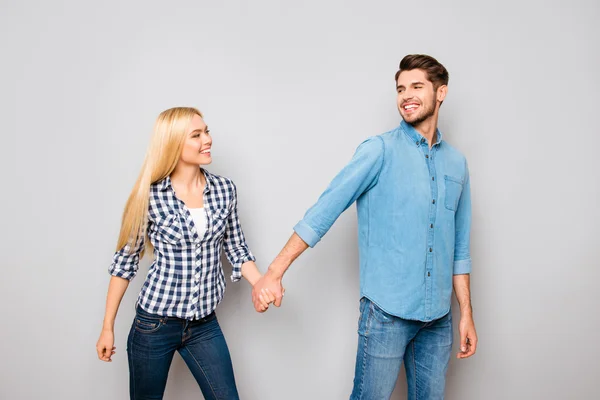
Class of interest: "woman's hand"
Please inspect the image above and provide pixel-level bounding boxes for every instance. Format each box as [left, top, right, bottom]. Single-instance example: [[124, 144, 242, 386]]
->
[[96, 329, 116, 362], [257, 288, 276, 312]]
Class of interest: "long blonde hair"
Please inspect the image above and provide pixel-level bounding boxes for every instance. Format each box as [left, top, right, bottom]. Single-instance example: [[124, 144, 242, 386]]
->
[[116, 107, 203, 255]]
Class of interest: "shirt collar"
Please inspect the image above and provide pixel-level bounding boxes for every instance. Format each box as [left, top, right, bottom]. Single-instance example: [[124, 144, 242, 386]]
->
[[399, 120, 443, 147], [158, 168, 214, 192]]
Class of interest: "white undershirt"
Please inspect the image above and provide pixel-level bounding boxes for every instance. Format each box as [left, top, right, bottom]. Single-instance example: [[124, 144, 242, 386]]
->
[[188, 208, 207, 239]]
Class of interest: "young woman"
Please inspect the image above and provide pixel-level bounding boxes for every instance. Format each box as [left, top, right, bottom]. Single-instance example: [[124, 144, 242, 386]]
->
[[96, 107, 273, 400]]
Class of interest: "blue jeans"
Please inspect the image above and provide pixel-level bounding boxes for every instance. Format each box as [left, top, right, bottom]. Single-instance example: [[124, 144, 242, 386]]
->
[[127, 305, 239, 400], [350, 298, 453, 400]]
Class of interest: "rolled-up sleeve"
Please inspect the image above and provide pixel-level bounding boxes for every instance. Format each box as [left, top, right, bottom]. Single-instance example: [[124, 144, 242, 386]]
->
[[108, 234, 145, 281], [294, 136, 385, 247], [453, 159, 472, 275], [223, 182, 256, 282]]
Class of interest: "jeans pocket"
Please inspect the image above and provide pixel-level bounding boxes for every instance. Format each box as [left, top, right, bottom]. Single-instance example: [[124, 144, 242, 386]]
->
[[444, 175, 464, 212], [134, 312, 164, 334], [370, 301, 395, 324]]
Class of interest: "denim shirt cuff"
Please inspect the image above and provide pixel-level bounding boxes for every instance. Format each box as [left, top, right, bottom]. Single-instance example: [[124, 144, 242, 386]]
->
[[453, 259, 472, 275], [293, 220, 321, 248]]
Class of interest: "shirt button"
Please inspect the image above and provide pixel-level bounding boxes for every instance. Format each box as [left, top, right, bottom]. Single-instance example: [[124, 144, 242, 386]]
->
[[416, 141, 419, 145], [430, 224, 433, 228], [428, 272, 431, 277], [429, 248, 433, 252], [432, 199, 436, 204], [432, 177, 435, 181], [425, 155, 429, 158]]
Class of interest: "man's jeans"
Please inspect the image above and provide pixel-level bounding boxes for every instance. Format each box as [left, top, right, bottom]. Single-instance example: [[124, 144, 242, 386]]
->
[[127, 305, 239, 400], [350, 298, 453, 400]]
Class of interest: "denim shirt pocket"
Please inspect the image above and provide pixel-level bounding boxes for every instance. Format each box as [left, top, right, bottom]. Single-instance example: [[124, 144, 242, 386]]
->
[[444, 175, 464, 212]]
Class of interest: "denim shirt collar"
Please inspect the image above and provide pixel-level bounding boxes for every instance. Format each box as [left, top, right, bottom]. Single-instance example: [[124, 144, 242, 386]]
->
[[399, 120, 443, 147]]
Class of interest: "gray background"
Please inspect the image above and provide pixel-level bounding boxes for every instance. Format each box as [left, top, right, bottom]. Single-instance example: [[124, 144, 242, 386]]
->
[[1, 0, 598, 399]]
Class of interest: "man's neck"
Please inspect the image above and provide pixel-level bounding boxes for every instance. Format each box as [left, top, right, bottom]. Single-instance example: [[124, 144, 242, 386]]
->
[[412, 115, 439, 148]]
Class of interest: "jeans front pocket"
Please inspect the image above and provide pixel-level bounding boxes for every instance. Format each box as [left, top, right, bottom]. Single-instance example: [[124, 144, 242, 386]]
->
[[370, 301, 395, 325], [134, 309, 165, 334]]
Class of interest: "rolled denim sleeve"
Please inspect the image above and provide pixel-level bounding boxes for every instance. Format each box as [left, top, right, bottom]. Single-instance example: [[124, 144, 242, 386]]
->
[[453, 159, 472, 275], [223, 182, 256, 282], [294, 136, 385, 247], [109, 234, 145, 281]]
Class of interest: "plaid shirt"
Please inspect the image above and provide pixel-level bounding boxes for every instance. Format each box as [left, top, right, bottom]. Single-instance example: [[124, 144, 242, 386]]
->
[[109, 169, 255, 320]]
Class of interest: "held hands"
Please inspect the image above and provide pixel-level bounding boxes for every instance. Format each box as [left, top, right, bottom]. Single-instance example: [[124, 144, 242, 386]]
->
[[252, 269, 284, 313]]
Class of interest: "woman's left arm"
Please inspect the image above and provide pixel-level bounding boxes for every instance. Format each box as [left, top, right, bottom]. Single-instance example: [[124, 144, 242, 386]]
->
[[223, 182, 273, 309]]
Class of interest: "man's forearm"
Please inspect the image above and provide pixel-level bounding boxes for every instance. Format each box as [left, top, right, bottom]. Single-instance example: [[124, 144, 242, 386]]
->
[[268, 232, 309, 278], [453, 273, 472, 316]]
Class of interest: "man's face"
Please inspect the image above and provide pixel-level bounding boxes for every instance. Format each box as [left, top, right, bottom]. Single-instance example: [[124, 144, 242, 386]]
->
[[396, 69, 445, 126]]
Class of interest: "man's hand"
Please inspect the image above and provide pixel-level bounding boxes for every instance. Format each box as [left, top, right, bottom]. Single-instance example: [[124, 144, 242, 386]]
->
[[251, 233, 308, 312], [457, 314, 477, 359], [252, 269, 284, 312]]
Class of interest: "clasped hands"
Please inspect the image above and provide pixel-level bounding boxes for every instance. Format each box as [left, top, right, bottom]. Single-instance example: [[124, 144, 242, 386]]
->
[[251, 269, 284, 312]]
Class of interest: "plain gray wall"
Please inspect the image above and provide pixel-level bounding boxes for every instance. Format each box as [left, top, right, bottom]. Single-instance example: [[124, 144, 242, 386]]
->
[[1, 0, 598, 399]]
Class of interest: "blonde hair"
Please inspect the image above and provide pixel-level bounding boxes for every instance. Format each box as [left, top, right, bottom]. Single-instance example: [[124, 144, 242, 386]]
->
[[116, 107, 203, 255]]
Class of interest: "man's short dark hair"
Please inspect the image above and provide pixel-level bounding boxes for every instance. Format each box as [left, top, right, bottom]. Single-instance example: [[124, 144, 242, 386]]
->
[[395, 54, 449, 90]]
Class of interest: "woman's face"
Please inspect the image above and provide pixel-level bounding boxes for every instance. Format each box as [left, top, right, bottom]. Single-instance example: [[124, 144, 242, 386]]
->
[[180, 114, 212, 166]]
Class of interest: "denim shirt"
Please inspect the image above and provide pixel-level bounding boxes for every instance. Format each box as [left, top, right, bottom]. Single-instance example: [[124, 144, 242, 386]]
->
[[294, 121, 472, 321]]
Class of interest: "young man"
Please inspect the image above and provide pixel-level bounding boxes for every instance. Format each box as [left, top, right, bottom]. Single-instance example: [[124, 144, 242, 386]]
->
[[254, 54, 477, 399]]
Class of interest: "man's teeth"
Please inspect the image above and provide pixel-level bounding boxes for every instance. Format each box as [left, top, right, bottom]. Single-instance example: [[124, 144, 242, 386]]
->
[[201, 149, 211, 154], [404, 104, 419, 110]]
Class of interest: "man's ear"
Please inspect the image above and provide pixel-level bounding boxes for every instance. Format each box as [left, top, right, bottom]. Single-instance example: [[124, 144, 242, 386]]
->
[[437, 84, 448, 103]]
